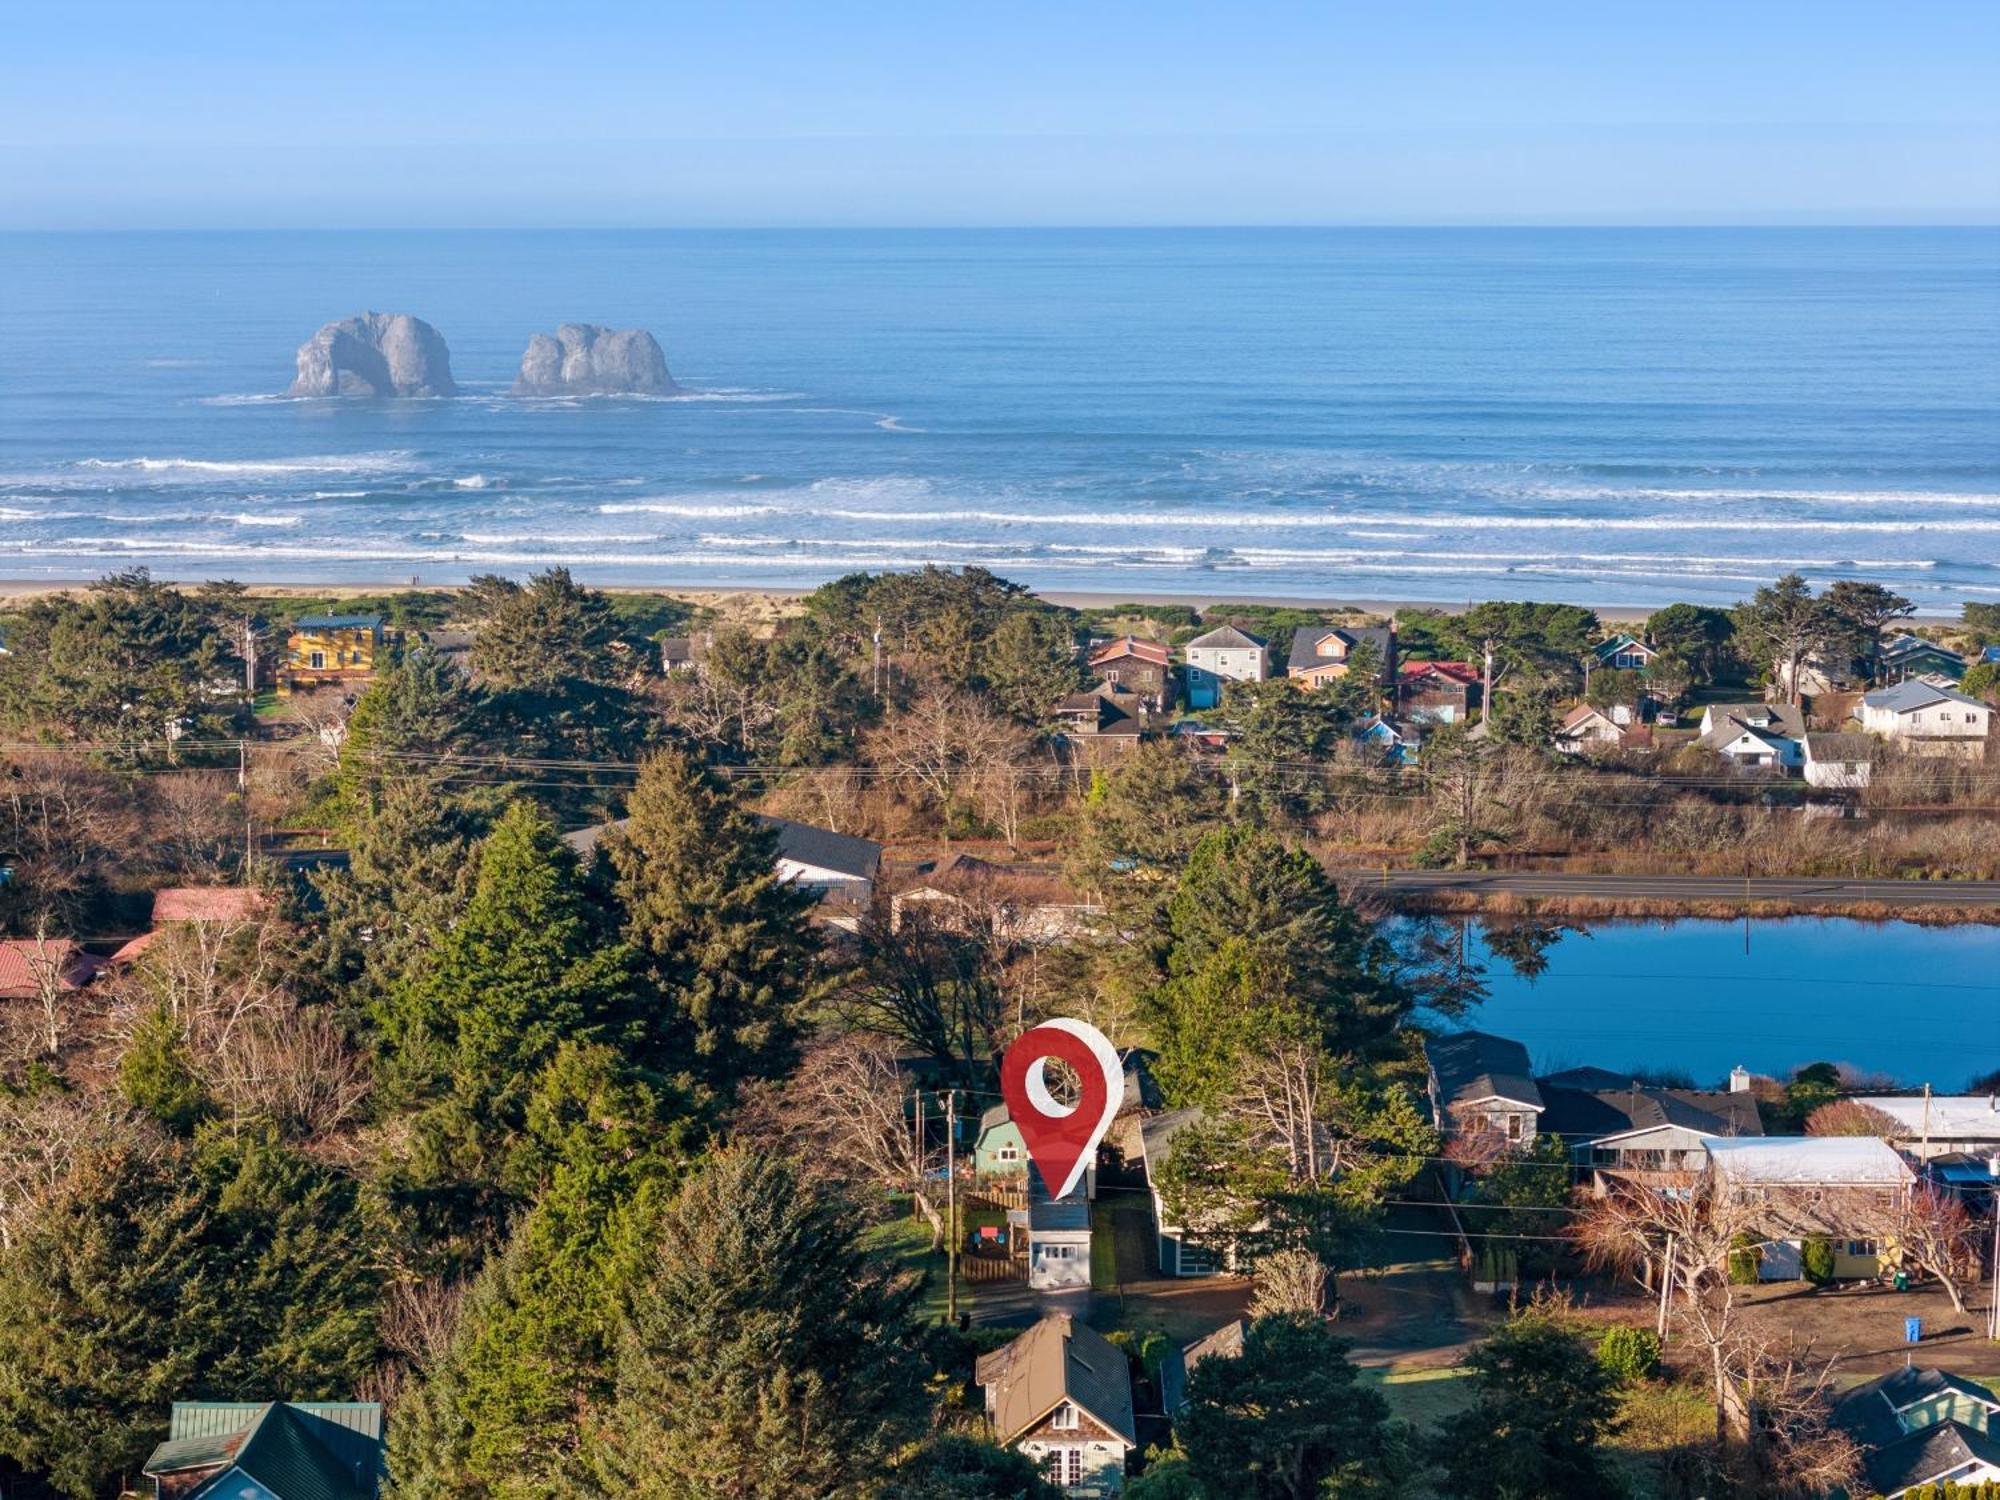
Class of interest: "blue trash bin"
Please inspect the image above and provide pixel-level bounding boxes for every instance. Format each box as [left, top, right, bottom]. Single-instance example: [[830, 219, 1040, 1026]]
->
[[1905, 1316, 1923, 1344]]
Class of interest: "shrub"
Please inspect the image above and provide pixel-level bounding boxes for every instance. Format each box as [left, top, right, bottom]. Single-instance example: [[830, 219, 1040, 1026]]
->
[[1596, 1324, 1662, 1384], [1802, 1234, 1836, 1285], [1727, 1232, 1761, 1285]]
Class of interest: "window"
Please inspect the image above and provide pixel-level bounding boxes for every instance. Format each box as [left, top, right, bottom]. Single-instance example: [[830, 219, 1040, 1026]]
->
[[309, 651, 325, 670], [1846, 1239, 1876, 1257], [997, 1145, 1019, 1162], [1506, 1113, 1523, 1141], [1052, 1403, 1079, 1430]]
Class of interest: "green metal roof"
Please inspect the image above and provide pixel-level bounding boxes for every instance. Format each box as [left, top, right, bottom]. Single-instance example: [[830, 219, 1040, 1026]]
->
[[147, 1402, 383, 1499]]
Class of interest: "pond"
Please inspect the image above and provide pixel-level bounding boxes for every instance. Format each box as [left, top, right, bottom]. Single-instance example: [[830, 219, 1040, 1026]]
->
[[1419, 917, 2000, 1092]]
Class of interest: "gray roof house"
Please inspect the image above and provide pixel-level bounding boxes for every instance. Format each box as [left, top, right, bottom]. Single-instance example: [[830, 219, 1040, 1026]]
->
[[1831, 1367, 2000, 1497], [1287, 624, 1396, 686], [1802, 730, 1878, 789], [1697, 702, 1806, 771], [1538, 1080, 1763, 1182], [1139, 1107, 1226, 1277], [563, 813, 879, 887], [1159, 1318, 1247, 1419], [1026, 1164, 1093, 1290], [1425, 1031, 1545, 1144], [1182, 625, 1270, 710], [1859, 680, 1994, 743]]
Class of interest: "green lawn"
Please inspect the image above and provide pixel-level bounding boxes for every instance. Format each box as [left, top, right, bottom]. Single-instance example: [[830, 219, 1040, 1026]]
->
[[863, 1209, 957, 1324], [1358, 1365, 1475, 1429]]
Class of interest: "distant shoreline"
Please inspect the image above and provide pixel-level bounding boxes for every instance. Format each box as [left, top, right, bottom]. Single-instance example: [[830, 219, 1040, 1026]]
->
[[0, 577, 1971, 627]]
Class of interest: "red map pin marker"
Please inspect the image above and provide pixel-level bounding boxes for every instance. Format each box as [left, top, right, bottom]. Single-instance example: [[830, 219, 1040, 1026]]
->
[[999, 1018, 1124, 1201]]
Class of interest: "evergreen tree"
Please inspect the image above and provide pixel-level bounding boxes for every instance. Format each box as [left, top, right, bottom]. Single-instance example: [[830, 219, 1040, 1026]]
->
[[604, 752, 824, 1104], [1430, 1308, 1625, 1500], [372, 801, 636, 1210], [387, 1047, 685, 1500], [119, 1001, 213, 1133], [580, 1151, 930, 1499], [984, 609, 1083, 723], [331, 646, 487, 824], [468, 567, 621, 691], [1178, 1313, 1399, 1500], [1148, 827, 1405, 1099], [0, 1132, 381, 1499], [880, 1435, 1065, 1499]]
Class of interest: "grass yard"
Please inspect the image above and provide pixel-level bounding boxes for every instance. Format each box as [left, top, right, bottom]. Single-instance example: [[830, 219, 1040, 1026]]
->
[[1359, 1364, 1475, 1428], [864, 1207, 957, 1324]]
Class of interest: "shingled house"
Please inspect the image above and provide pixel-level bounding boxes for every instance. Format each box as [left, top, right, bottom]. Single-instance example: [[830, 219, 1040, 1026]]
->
[[141, 1400, 384, 1499], [1830, 1367, 2000, 1497], [976, 1314, 1137, 1495], [1286, 625, 1396, 689], [1087, 637, 1176, 714], [1425, 1031, 1545, 1145]]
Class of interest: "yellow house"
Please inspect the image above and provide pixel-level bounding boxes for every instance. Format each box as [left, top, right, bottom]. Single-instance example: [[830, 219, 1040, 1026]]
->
[[280, 613, 389, 693]]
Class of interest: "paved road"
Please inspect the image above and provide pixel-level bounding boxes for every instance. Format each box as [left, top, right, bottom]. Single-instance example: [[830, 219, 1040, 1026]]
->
[[1336, 869, 2000, 908]]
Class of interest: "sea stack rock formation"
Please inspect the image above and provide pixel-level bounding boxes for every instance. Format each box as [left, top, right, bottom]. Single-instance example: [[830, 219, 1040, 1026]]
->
[[512, 323, 677, 396], [289, 313, 458, 397]]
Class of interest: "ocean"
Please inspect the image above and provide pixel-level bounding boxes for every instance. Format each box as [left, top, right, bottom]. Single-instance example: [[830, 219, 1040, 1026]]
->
[[0, 228, 1994, 607]]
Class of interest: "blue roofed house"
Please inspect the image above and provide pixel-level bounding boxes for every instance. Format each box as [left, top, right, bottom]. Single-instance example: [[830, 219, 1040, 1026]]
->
[[141, 1401, 384, 1499]]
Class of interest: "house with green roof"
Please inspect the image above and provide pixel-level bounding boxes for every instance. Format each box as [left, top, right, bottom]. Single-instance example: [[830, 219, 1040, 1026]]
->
[[141, 1401, 383, 1499]]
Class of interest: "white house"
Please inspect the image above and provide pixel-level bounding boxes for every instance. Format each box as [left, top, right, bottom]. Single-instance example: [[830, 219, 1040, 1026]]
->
[[1860, 1095, 2000, 1162], [1860, 681, 1993, 744], [1025, 1165, 1093, 1290], [1554, 703, 1650, 754], [1181, 625, 1269, 710], [1698, 702, 1805, 772], [1139, 1108, 1224, 1277], [977, 1315, 1137, 1496], [1802, 731, 1876, 789]]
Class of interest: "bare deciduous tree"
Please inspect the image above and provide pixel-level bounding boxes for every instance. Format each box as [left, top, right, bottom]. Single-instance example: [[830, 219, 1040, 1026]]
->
[[734, 1032, 944, 1246], [1252, 1247, 1331, 1318]]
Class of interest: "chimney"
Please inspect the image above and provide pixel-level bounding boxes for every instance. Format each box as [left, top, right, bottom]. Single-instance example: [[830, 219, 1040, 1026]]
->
[[1729, 1066, 1751, 1094]]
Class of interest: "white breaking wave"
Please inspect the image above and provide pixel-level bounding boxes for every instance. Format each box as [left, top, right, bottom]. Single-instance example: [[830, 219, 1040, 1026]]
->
[[71, 452, 414, 479], [599, 502, 780, 518]]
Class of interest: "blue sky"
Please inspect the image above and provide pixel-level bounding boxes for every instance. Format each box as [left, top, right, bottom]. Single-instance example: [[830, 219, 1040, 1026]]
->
[[5, 1, 1996, 227]]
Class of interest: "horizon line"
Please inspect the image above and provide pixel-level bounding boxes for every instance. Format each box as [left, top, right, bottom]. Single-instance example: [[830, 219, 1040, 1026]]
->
[[1, 221, 1995, 235]]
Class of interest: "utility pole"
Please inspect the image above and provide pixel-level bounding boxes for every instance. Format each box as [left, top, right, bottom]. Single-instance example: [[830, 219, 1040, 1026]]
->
[[1657, 1232, 1676, 1342], [944, 1089, 959, 1326], [1988, 1154, 1999, 1343], [241, 614, 258, 698], [1480, 638, 1496, 727], [913, 1092, 925, 1219], [872, 622, 884, 702], [1920, 1083, 1932, 1159], [240, 737, 254, 871]]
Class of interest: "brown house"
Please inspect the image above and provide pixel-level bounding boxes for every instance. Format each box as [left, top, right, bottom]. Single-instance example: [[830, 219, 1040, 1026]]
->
[[1286, 625, 1396, 689], [977, 1314, 1137, 1495], [0, 939, 101, 1000], [1054, 684, 1149, 765], [1088, 636, 1176, 713], [1396, 660, 1481, 723]]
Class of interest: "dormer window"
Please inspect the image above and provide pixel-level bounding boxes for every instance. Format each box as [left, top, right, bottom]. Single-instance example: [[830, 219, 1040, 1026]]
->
[[1052, 1402, 1079, 1430]]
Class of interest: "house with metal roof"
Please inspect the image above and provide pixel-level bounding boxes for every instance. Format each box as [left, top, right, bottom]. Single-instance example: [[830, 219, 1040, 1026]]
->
[[1831, 1367, 2000, 1498], [1860, 680, 1993, 746], [0, 938, 101, 1000], [1181, 625, 1269, 709], [1696, 701, 1805, 772], [1706, 1136, 1916, 1281], [1878, 633, 1968, 684], [141, 1401, 384, 1499], [976, 1314, 1136, 1495], [563, 813, 880, 915], [1857, 1095, 2000, 1161], [1138, 1108, 1226, 1277], [1425, 1031, 1545, 1145]]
